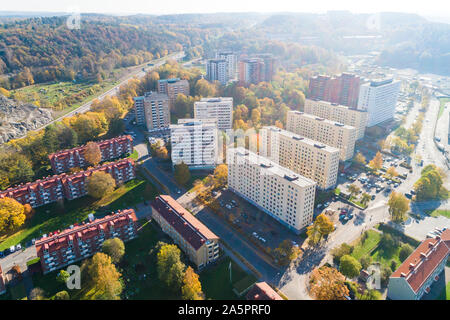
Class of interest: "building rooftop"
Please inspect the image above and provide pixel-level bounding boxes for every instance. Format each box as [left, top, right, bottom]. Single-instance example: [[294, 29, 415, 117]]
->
[[305, 99, 367, 113], [288, 111, 355, 130], [246, 282, 283, 300]]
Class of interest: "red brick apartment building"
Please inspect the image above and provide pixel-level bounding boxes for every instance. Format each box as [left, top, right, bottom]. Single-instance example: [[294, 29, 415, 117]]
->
[[35, 209, 138, 274], [246, 282, 283, 300], [49, 135, 133, 174], [388, 230, 450, 300], [0, 159, 136, 208], [151, 195, 220, 269]]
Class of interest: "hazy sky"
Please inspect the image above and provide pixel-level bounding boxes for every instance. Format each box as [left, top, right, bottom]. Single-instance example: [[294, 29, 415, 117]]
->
[[0, 0, 448, 17]]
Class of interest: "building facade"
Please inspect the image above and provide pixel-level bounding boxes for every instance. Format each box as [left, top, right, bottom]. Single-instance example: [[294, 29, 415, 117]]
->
[[238, 58, 264, 86], [49, 135, 133, 174], [216, 51, 237, 80], [0, 159, 136, 208], [286, 111, 357, 161], [304, 99, 368, 140], [357, 78, 401, 127], [133, 92, 170, 131], [170, 118, 218, 169], [206, 59, 228, 85], [227, 147, 316, 234], [35, 209, 138, 274], [388, 230, 450, 300], [308, 73, 361, 108], [194, 97, 233, 131], [260, 126, 340, 189], [151, 195, 220, 269], [157, 78, 190, 110]]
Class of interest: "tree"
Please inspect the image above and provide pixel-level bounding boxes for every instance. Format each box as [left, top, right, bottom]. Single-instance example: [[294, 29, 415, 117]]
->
[[82, 252, 122, 300], [388, 192, 410, 223], [54, 290, 70, 300], [0, 197, 27, 233], [84, 142, 102, 166], [309, 266, 349, 300], [157, 244, 186, 291], [368, 152, 383, 171], [339, 255, 362, 279], [273, 239, 301, 266], [361, 193, 371, 206], [86, 171, 116, 199], [354, 152, 366, 166], [347, 184, 360, 198], [212, 164, 228, 189], [331, 243, 353, 265], [155, 145, 169, 159], [174, 162, 190, 186], [307, 213, 334, 245], [386, 166, 398, 178], [29, 287, 45, 300], [56, 270, 70, 284], [181, 266, 204, 300], [414, 165, 445, 201], [102, 238, 125, 264], [399, 244, 414, 262], [359, 255, 372, 270]]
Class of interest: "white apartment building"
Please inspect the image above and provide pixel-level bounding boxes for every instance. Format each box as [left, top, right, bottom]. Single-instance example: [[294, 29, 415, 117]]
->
[[304, 99, 368, 140], [260, 126, 340, 190], [170, 118, 218, 169], [216, 51, 237, 80], [286, 111, 357, 161], [357, 78, 401, 127], [194, 97, 233, 131], [227, 147, 316, 234], [133, 92, 170, 131], [206, 59, 228, 85]]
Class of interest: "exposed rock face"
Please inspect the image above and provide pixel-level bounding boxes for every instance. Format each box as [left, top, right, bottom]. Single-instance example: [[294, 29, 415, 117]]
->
[[0, 95, 53, 144]]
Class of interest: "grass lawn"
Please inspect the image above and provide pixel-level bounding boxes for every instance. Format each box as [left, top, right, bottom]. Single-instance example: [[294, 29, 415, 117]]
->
[[370, 245, 401, 270], [129, 149, 139, 160], [426, 209, 450, 219], [351, 230, 382, 260], [438, 98, 450, 119], [0, 179, 158, 251], [437, 282, 450, 300]]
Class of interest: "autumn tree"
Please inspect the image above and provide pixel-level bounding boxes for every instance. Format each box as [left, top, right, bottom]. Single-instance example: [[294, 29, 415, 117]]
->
[[212, 164, 228, 189], [339, 255, 362, 279], [386, 166, 398, 178], [273, 239, 301, 266], [368, 152, 383, 171], [307, 213, 334, 246], [309, 266, 349, 300], [347, 184, 360, 198], [0, 197, 27, 233], [174, 162, 190, 186], [82, 252, 122, 300], [102, 238, 125, 264], [414, 165, 445, 201], [54, 291, 70, 300], [361, 193, 372, 206], [353, 152, 366, 167], [388, 192, 410, 223], [86, 171, 116, 199], [157, 244, 186, 291], [181, 266, 204, 300], [29, 287, 45, 300], [84, 142, 102, 166]]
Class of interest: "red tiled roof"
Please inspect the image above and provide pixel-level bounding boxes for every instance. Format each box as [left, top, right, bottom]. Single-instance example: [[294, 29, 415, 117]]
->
[[391, 230, 450, 293], [246, 282, 283, 300]]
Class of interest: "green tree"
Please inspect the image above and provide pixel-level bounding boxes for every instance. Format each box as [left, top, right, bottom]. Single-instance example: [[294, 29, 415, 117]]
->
[[399, 244, 414, 262], [331, 243, 353, 265], [157, 244, 186, 291], [86, 171, 116, 199], [56, 270, 70, 284], [347, 184, 360, 198], [388, 192, 410, 222], [361, 193, 372, 206], [102, 238, 125, 264], [339, 255, 362, 279], [54, 290, 70, 300], [174, 162, 190, 186]]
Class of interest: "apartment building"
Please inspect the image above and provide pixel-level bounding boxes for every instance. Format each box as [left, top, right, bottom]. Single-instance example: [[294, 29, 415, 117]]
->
[[0, 159, 136, 208], [206, 59, 228, 85], [133, 91, 170, 131], [304, 99, 368, 140], [388, 230, 450, 300], [246, 282, 283, 300], [216, 51, 237, 80], [286, 111, 357, 161], [308, 73, 361, 108], [227, 147, 316, 234], [151, 195, 220, 269], [170, 118, 218, 169], [194, 97, 233, 131], [254, 53, 275, 82], [35, 209, 138, 274], [357, 78, 401, 127], [49, 135, 133, 174], [260, 126, 340, 189], [157, 78, 190, 110], [238, 58, 264, 86]]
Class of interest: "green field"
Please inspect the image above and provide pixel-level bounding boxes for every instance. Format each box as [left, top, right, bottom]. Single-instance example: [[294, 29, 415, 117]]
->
[[426, 209, 450, 219], [351, 230, 382, 260], [438, 98, 450, 119]]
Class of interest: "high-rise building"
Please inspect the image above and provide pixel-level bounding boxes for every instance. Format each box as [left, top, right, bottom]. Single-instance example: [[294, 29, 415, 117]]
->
[[133, 92, 170, 132], [194, 97, 233, 131], [227, 147, 316, 234], [308, 73, 361, 108], [170, 118, 218, 169], [157, 78, 190, 110], [260, 126, 340, 190], [286, 111, 357, 161], [357, 78, 401, 127], [151, 195, 220, 269], [238, 58, 265, 86], [304, 99, 368, 140], [206, 59, 228, 85], [255, 53, 275, 82], [216, 51, 237, 80]]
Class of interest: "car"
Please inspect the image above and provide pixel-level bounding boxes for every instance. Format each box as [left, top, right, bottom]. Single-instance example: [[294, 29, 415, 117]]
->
[[225, 204, 232, 209], [410, 190, 416, 195], [15, 244, 22, 251], [371, 195, 375, 200], [176, 189, 181, 194], [317, 204, 322, 209], [9, 246, 15, 253], [405, 193, 412, 199], [341, 208, 348, 214]]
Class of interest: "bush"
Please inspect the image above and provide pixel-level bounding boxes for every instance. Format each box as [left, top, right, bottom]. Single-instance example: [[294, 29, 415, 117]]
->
[[390, 260, 397, 272], [399, 244, 414, 262], [359, 255, 372, 270]]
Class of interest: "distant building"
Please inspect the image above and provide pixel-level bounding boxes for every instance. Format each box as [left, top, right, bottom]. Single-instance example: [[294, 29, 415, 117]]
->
[[35, 209, 138, 274], [49, 135, 133, 174], [216, 51, 237, 80], [357, 78, 401, 127], [304, 99, 368, 140], [286, 111, 357, 161], [246, 282, 283, 300], [260, 126, 340, 190], [151, 195, 220, 268], [238, 58, 264, 86], [170, 118, 218, 169], [308, 73, 361, 108], [133, 92, 170, 131], [157, 78, 190, 110], [388, 230, 450, 300], [254, 53, 276, 82], [194, 97, 233, 131], [0, 159, 136, 208], [206, 59, 228, 85], [227, 147, 316, 234]]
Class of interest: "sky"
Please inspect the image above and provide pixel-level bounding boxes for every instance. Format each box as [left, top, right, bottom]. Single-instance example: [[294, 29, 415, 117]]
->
[[0, 0, 448, 18]]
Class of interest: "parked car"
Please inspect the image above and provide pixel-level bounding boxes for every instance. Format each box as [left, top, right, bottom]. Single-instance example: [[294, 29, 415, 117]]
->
[[15, 244, 22, 251], [9, 245, 15, 253], [405, 193, 412, 199]]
